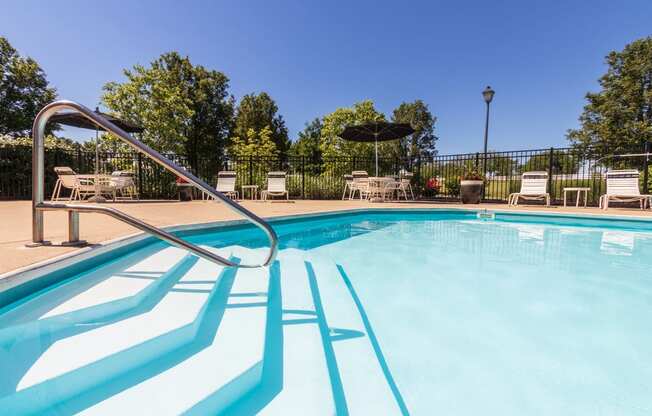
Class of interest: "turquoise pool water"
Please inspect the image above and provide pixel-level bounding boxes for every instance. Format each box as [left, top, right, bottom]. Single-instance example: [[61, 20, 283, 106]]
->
[[1, 210, 652, 414]]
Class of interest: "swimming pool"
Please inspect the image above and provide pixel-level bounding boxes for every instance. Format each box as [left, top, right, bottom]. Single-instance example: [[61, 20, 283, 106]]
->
[[1, 209, 651, 414]]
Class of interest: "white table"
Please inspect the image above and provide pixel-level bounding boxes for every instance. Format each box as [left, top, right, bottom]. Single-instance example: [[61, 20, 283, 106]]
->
[[241, 185, 258, 200], [563, 187, 590, 207]]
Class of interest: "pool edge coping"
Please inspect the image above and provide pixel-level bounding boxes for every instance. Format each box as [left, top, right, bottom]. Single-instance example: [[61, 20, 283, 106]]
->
[[2, 205, 652, 297]]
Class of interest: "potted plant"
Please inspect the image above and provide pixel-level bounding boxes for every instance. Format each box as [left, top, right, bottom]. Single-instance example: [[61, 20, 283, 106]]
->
[[460, 169, 484, 204]]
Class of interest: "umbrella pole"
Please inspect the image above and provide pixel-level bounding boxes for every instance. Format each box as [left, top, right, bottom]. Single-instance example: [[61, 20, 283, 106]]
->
[[375, 134, 379, 177]]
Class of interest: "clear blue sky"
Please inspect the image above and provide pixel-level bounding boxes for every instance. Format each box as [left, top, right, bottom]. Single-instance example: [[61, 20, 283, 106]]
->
[[2, 0, 651, 154]]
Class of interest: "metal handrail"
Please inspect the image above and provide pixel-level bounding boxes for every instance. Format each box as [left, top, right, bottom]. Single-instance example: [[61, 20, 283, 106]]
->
[[31, 100, 279, 268]]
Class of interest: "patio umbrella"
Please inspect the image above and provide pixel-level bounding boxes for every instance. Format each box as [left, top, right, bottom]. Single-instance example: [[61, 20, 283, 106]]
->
[[339, 121, 414, 176], [51, 107, 144, 202]]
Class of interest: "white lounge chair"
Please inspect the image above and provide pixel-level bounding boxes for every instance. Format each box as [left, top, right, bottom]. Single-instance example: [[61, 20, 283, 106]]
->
[[215, 171, 239, 200], [599, 170, 650, 210], [349, 171, 369, 200], [51, 167, 94, 201], [261, 171, 289, 201], [342, 174, 354, 200], [508, 171, 550, 206]]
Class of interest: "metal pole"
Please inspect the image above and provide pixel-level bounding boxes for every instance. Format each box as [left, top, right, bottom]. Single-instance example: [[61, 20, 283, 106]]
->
[[644, 142, 650, 194], [483, 101, 490, 174], [375, 135, 379, 177], [28, 100, 279, 268]]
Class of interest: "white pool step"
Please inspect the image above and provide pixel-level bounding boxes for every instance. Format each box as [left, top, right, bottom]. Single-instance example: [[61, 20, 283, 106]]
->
[[0, 245, 240, 414], [0, 243, 179, 326], [306, 254, 406, 415], [257, 249, 335, 415], [81, 246, 271, 415]]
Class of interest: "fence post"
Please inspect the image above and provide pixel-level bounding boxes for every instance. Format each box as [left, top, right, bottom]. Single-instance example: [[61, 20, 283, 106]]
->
[[137, 153, 143, 197], [643, 142, 650, 194], [76, 145, 82, 171], [301, 156, 305, 199], [248, 155, 253, 185], [548, 147, 554, 201]]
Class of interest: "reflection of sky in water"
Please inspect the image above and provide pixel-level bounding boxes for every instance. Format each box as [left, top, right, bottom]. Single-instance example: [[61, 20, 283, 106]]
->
[[311, 216, 652, 415]]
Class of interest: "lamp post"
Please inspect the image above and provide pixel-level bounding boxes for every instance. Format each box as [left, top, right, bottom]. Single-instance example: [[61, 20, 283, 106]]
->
[[482, 86, 495, 174]]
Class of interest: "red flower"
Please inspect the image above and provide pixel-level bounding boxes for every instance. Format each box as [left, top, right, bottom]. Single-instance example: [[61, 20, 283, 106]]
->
[[426, 177, 439, 190]]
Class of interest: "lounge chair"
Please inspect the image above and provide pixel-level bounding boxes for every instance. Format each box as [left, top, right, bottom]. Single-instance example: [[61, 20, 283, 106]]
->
[[342, 174, 354, 200], [110, 171, 139, 201], [508, 171, 550, 206], [261, 171, 289, 201], [599, 169, 650, 210], [349, 170, 369, 200], [51, 167, 94, 201], [215, 171, 239, 200]]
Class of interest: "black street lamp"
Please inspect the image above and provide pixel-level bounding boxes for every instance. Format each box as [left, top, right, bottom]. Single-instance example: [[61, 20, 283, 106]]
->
[[482, 86, 495, 173]]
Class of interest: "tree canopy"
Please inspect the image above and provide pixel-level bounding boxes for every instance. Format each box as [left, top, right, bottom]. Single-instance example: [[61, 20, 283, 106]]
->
[[232, 92, 289, 155], [319, 100, 386, 159], [289, 118, 322, 160], [389, 100, 437, 161], [567, 37, 652, 157], [0, 37, 57, 137], [102, 51, 234, 167]]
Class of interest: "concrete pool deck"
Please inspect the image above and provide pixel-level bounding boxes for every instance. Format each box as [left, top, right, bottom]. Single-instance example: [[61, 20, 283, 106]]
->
[[1, 199, 651, 275]]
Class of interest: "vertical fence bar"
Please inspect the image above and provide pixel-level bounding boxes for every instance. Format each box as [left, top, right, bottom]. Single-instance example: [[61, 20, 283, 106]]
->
[[643, 142, 650, 194], [547, 147, 554, 201]]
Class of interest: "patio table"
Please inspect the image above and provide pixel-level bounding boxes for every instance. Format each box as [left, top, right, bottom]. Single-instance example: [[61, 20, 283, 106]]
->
[[563, 187, 590, 207]]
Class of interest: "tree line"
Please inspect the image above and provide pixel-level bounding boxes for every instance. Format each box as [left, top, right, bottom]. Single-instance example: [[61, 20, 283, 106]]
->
[[2, 34, 652, 172]]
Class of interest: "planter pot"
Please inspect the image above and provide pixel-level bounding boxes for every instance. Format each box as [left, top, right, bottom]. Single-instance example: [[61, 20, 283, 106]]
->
[[460, 180, 483, 204]]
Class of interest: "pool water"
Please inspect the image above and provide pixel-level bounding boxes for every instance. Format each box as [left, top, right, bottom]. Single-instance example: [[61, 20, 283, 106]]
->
[[1, 210, 652, 414]]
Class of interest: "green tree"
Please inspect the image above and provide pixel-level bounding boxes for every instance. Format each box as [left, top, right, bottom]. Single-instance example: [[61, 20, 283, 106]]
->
[[0, 37, 57, 136], [102, 51, 234, 168], [290, 118, 322, 160], [233, 92, 289, 155], [229, 126, 279, 158], [390, 100, 437, 161], [567, 37, 652, 158], [320, 100, 385, 159], [521, 150, 579, 174]]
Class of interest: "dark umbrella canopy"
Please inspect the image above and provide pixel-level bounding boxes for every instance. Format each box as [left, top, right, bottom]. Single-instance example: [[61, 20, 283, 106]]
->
[[339, 121, 415, 176], [50, 108, 144, 133], [339, 122, 414, 142]]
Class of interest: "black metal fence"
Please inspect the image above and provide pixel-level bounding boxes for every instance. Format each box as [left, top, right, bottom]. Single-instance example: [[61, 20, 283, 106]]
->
[[1, 143, 650, 205]]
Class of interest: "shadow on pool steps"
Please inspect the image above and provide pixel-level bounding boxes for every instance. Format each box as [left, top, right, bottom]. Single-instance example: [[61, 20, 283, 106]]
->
[[227, 250, 408, 415], [1, 247, 407, 415], [0, 243, 176, 326], [0, 252, 197, 397], [0, 249, 244, 414]]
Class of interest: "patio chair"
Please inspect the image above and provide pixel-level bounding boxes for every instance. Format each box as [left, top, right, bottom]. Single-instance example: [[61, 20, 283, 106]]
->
[[398, 171, 415, 200], [342, 174, 354, 200], [261, 171, 289, 201], [382, 178, 402, 201], [110, 171, 139, 201], [508, 171, 550, 206], [599, 170, 650, 210], [51, 167, 94, 201], [214, 171, 239, 200], [349, 170, 369, 200]]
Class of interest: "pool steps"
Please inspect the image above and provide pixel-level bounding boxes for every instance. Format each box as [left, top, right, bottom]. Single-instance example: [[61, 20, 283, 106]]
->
[[0, 246, 406, 414]]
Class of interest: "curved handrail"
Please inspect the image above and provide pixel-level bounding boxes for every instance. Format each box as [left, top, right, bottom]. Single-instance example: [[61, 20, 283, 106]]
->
[[31, 100, 278, 268]]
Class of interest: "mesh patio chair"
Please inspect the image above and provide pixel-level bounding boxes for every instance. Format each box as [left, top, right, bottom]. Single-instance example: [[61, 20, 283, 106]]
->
[[599, 170, 651, 210], [508, 171, 550, 206], [350, 170, 369, 200], [261, 171, 289, 201]]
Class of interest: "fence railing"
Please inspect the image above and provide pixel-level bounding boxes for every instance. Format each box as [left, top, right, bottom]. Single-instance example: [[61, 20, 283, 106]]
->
[[1, 143, 650, 205]]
